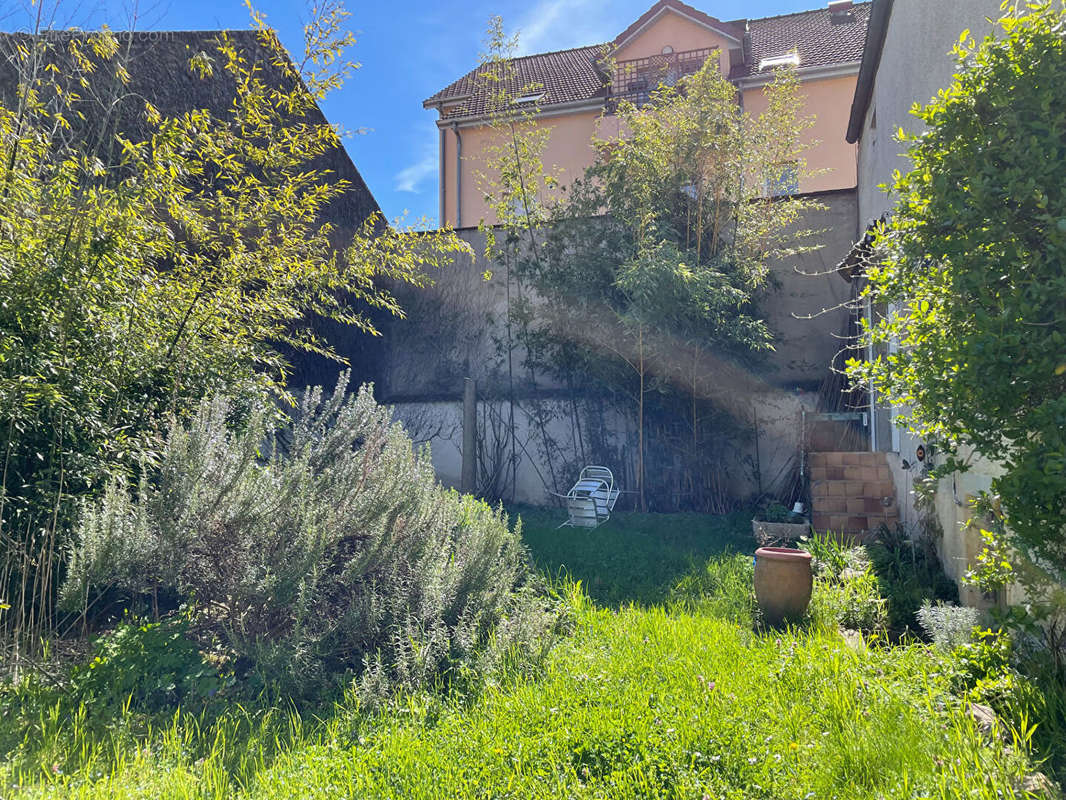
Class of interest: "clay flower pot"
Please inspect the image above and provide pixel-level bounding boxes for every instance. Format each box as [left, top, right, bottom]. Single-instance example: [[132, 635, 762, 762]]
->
[[754, 546, 813, 626]]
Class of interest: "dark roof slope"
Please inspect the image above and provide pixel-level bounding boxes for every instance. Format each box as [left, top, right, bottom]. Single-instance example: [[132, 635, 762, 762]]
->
[[0, 30, 379, 228], [731, 3, 871, 79], [423, 43, 609, 120], [426, 2, 870, 121], [0, 29, 384, 389], [846, 0, 893, 142]]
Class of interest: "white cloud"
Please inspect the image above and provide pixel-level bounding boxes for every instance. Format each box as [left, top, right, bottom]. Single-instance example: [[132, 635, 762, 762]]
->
[[395, 128, 440, 194], [395, 152, 437, 194], [513, 0, 618, 55]]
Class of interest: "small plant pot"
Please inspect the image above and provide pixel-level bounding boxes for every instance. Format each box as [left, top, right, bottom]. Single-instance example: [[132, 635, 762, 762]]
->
[[752, 520, 810, 546], [754, 546, 813, 627]]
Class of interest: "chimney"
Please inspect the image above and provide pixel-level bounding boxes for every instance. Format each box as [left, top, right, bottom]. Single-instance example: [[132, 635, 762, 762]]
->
[[829, 0, 854, 24]]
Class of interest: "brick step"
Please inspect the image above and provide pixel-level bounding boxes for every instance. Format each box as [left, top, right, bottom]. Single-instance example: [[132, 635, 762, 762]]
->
[[810, 479, 896, 499], [808, 449, 898, 535], [808, 451, 888, 468], [809, 463, 893, 483], [813, 495, 897, 515], [811, 511, 899, 535]]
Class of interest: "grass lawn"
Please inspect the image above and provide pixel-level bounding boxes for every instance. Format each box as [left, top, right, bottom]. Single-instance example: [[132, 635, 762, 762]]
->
[[1, 511, 1054, 799], [514, 505, 753, 606]]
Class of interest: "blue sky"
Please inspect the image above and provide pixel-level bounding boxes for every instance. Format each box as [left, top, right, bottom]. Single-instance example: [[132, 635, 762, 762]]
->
[[4, 0, 823, 224]]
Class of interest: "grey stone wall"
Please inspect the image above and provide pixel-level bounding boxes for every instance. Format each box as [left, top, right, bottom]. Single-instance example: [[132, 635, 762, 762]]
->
[[758, 189, 857, 391], [379, 196, 858, 507], [382, 190, 858, 403]]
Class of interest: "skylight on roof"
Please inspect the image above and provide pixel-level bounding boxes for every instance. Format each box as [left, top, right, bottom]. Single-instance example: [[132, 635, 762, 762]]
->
[[512, 92, 546, 104], [759, 53, 801, 71]]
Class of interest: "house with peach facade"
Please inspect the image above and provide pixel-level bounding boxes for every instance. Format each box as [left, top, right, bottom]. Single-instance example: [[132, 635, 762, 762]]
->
[[424, 0, 870, 227], [379, 1, 877, 508]]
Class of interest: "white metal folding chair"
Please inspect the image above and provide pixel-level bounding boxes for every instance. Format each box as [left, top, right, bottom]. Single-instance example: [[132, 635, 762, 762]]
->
[[554, 466, 620, 528]]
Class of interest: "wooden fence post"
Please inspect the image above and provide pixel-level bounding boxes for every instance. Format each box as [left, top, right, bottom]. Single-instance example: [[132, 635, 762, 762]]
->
[[461, 377, 477, 494]]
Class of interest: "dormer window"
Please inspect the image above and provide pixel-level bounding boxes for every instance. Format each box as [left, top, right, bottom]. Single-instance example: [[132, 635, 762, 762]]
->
[[758, 52, 801, 71], [512, 92, 546, 105], [829, 0, 855, 24]]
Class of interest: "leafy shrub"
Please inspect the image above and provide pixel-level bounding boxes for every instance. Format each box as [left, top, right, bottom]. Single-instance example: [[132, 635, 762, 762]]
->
[[868, 528, 958, 631], [0, 17, 468, 649], [756, 502, 792, 523], [799, 533, 850, 580], [916, 601, 979, 651], [810, 568, 887, 633], [70, 616, 231, 710], [802, 535, 887, 632], [61, 375, 562, 700], [847, 1, 1066, 592], [937, 624, 1066, 783]]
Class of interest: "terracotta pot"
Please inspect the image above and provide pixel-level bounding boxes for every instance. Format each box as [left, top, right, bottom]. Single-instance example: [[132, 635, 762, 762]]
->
[[754, 546, 813, 626]]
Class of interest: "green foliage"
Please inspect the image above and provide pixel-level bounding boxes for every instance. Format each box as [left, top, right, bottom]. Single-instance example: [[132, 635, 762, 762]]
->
[[755, 500, 803, 523], [0, 4, 469, 643], [69, 616, 231, 711], [475, 16, 560, 243], [916, 601, 980, 651], [0, 603, 1045, 799], [2, 511, 1060, 795], [802, 535, 887, 633], [949, 627, 1014, 701], [61, 375, 561, 700], [846, 1, 1066, 592], [810, 565, 887, 634], [514, 60, 820, 511], [798, 531, 851, 579], [868, 529, 959, 631]]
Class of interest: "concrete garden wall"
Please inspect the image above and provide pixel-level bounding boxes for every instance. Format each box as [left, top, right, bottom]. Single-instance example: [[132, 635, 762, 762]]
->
[[380, 197, 854, 506]]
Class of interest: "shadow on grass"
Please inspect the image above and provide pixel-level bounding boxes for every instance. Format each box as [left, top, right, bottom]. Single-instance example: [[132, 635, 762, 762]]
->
[[511, 505, 755, 608]]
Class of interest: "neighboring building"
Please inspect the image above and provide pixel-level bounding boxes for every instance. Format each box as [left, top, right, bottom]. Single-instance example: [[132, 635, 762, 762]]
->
[[425, 0, 870, 228], [844, 0, 1012, 605]]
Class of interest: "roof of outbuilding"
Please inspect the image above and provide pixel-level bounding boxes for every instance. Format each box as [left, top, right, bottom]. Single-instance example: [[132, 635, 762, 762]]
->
[[0, 29, 386, 389], [426, 2, 871, 120], [0, 29, 380, 227]]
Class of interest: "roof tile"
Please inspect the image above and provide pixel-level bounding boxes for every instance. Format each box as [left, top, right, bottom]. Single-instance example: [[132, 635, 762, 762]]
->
[[423, 44, 609, 120]]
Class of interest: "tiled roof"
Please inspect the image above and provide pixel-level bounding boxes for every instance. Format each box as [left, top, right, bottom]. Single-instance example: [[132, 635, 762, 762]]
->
[[423, 44, 609, 120], [425, 2, 870, 120], [732, 3, 871, 79]]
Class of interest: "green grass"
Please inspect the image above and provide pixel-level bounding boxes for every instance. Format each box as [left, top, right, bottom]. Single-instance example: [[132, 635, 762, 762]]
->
[[0, 511, 1055, 799], [516, 505, 753, 607]]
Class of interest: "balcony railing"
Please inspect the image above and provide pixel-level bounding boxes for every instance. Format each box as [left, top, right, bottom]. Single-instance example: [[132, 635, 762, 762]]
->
[[607, 47, 719, 111]]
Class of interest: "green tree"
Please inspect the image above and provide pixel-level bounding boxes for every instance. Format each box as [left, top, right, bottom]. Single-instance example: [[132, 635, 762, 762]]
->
[[847, 2, 1066, 598], [524, 60, 819, 510], [470, 16, 576, 500], [0, 4, 468, 641]]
